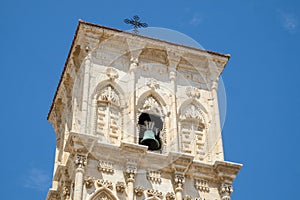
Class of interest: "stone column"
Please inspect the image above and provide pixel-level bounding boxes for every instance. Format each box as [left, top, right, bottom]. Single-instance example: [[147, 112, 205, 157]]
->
[[219, 183, 233, 200], [169, 69, 179, 151], [129, 57, 138, 143], [174, 174, 185, 200], [81, 54, 92, 134], [167, 51, 180, 152], [125, 160, 137, 200], [73, 154, 87, 200]]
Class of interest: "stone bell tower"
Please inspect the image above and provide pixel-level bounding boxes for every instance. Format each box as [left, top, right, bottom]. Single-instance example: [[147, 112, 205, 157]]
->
[[46, 20, 242, 200]]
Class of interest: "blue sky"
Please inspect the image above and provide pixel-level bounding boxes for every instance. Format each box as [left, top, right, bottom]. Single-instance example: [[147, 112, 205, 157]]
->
[[1, 0, 299, 199]]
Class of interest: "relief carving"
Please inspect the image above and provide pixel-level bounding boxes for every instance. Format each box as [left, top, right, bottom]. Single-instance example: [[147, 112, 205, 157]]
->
[[98, 85, 120, 105], [194, 179, 210, 192], [98, 160, 114, 174], [134, 186, 144, 197], [183, 195, 193, 200], [115, 182, 126, 193], [105, 67, 119, 81], [74, 154, 87, 169], [96, 179, 113, 190], [146, 189, 163, 199], [146, 170, 161, 184], [165, 192, 175, 200], [146, 78, 160, 90], [140, 95, 163, 116], [219, 183, 233, 200], [186, 86, 201, 99], [85, 177, 95, 188]]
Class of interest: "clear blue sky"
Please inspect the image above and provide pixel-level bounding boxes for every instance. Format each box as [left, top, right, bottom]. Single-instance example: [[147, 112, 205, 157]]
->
[[1, 0, 299, 199]]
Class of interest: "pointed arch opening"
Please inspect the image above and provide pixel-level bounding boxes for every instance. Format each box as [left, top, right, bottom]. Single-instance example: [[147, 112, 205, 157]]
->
[[137, 91, 167, 151], [89, 187, 119, 200]]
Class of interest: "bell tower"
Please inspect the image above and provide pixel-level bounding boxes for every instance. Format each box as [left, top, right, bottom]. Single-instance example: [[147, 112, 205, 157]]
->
[[46, 20, 242, 200]]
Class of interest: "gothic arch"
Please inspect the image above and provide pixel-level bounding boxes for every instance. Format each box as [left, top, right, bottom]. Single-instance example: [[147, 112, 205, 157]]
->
[[91, 82, 124, 144], [137, 90, 167, 117], [137, 90, 168, 152], [88, 187, 119, 200], [178, 98, 208, 115], [178, 99, 208, 158], [92, 81, 125, 107]]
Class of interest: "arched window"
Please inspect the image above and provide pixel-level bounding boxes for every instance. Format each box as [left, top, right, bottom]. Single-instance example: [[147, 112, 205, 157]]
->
[[137, 94, 165, 151], [96, 85, 122, 145]]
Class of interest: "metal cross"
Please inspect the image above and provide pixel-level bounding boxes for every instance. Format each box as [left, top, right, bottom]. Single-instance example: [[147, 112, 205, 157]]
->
[[124, 15, 148, 34]]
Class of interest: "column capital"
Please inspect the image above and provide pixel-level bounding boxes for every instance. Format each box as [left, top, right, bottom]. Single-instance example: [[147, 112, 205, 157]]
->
[[126, 160, 137, 182], [130, 57, 139, 72], [219, 183, 233, 200], [74, 154, 87, 169], [174, 173, 185, 191]]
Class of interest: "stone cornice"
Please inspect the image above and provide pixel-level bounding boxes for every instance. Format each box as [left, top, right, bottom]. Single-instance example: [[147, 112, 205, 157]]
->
[[63, 132, 242, 184]]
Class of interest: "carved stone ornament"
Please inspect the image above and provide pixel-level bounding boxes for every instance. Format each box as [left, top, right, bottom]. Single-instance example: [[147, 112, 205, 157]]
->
[[186, 86, 201, 99], [130, 57, 139, 71], [96, 179, 113, 190], [146, 170, 161, 184], [115, 181, 126, 193], [195, 179, 210, 192], [105, 67, 119, 80], [183, 195, 193, 200], [134, 186, 145, 197], [93, 193, 112, 200], [146, 189, 163, 199], [98, 160, 114, 174], [165, 192, 175, 200], [174, 174, 185, 186], [219, 183, 233, 200], [85, 177, 95, 188], [62, 185, 70, 198], [180, 104, 205, 126], [126, 160, 137, 175], [74, 154, 87, 169], [98, 85, 120, 105], [141, 95, 163, 116], [146, 78, 160, 90]]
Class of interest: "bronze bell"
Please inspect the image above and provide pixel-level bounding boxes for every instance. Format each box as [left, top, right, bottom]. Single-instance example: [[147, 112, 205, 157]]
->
[[140, 121, 160, 150], [141, 130, 160, 150]]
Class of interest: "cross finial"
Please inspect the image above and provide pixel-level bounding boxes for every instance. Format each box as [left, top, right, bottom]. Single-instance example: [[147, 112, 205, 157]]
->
[[124, 15, 148, 34]]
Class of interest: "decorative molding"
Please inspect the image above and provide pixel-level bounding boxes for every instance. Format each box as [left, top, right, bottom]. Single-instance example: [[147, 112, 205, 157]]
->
[[134, 186, 144, 197], [126, 160, 137, 182], [146, 189, 163, 199], [98, 160, 114, 174], [74, 154, 87, 169], [165, 192, 175, 200], [140, 95, 163, 116], [98, 85, 120, 105], [186, 86, 201, 99], [174, 173, 185, 192], [130, 57, 139, 71], [96, 179, 113, 190], [180, 104, 205, 123], [62, 186, 70, 199], [146, 78, 160, 90], [146, 170, 161, 184], [115, 182, 126, 193], [194, 178, 210, 193], [183, 195, 193, 200], [85, 177, 95, 188], [105, 67, 119, 81], [219, 183, 233, 200]]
